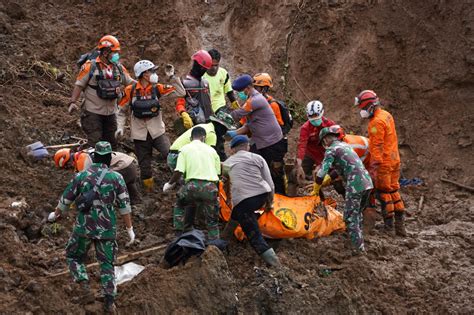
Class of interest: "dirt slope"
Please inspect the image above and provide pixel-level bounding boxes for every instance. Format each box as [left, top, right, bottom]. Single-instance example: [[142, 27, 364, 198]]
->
[[0, 0, 473, 314]]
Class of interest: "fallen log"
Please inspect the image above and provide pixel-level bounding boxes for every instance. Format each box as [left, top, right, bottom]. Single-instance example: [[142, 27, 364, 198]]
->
[[47, 244, 167, 278], [440, 177, 474, 193]]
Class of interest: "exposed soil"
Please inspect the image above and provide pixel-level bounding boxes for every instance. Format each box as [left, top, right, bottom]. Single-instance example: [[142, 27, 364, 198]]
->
[[0, 0, 473, 314]]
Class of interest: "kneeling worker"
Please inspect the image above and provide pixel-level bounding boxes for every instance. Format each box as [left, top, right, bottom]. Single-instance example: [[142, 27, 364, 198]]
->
[[222, 135, 280, 267]]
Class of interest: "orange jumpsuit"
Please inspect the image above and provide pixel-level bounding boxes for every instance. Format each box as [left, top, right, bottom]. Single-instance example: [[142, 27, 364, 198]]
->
[[368, 108, 404, 217], [343, 134, 370, 168]]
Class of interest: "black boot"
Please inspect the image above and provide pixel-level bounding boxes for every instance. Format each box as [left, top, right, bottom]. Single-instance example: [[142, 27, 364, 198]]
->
[[104, 295, 116, 313], [394, 212, 407, 237]]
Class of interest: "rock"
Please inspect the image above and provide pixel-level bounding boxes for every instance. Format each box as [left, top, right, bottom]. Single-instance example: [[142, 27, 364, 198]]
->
[[458, 137, 472, 148], [25, 280, 42, 293]]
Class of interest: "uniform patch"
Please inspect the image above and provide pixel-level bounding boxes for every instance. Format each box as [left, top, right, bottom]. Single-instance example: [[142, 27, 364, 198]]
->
[[370, 126, 378, 134]]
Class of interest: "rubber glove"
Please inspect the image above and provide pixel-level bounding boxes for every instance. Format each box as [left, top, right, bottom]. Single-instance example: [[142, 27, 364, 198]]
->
[[181, 112, 193, 129], [163, 182, 176, 193], [115, 128, 124, 139], [68, 102, 79, 113], [48, 211, 57, 222], [312, 182, 322, 196], [226, 130, 237, 138], [321, 174, 331, 187], [230, 100, 240, 110], [126, 227, 135, 246], [165, 64, 175, 78]]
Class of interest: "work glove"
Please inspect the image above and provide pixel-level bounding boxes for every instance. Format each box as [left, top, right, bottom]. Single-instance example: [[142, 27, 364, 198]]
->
[[126, 227, 135, 246], [311, 182, 322, 196], [163, 182, 176, 193], [48, 211, 57, 222], [165, 64, 175, 78], [181, 112, 194, 129], [115, 128, 124, 139], [68, 102, 79, 113], [321, 174, 331, 187], [226, 130, 237, 139], [230, 100, 240, 110], [296, 166, 305, 185]]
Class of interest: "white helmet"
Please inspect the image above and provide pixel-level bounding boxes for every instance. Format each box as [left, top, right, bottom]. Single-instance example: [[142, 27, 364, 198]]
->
[[134, 60, 157, 78], [306, 100, 324, 118]]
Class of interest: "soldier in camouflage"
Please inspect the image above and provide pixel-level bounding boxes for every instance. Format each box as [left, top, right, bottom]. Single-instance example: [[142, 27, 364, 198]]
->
[[313, 128, 373, 253], [163, 127, 221, 240], [48, 141, 135, 313]]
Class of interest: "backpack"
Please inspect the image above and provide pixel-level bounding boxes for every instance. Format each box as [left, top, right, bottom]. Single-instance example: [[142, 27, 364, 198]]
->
[[76, 49, 100, 68], [164, 229, 206, 267], [75, 169, 107, 213], [76, 49, 124, 100], [272, 99, 294, 135], [129, 82, 161, 119]]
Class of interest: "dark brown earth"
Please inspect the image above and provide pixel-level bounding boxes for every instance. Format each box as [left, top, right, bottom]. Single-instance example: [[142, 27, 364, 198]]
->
[[0, 0, 473, 314]]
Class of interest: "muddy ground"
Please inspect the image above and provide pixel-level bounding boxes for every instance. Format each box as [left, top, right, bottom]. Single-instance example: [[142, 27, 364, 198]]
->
[[0, 0, 473, 314]]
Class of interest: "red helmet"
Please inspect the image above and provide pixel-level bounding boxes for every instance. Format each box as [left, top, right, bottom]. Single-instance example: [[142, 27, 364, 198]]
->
[[98, 35, 121, 52], [328, 124, 345, 140], [354, 90, 379, 109], [192, 50, 212, 69]]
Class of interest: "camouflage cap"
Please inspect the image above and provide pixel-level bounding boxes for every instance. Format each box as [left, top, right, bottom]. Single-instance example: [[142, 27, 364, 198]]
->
[[318, 127, 339, 144], [209, 110, 236, 130], [95, 141, 112, 155]]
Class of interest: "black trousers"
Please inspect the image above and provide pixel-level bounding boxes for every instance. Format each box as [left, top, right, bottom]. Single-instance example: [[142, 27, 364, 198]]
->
[[133, 133, 170, 179], [80, 110, 117, 150], [231, 193, 271, 255], [251, 138, 287, 195], [117, 163, 141, 205]]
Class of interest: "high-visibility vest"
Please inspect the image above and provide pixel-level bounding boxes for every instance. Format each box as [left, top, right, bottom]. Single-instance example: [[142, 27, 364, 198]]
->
[[343, 134, 370, 163]]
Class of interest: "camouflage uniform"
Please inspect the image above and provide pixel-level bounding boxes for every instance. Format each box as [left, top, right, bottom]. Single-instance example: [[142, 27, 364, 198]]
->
[[57, 152, 131, 297], [173, 179, 219, 240], [316, 140, 373, 251]]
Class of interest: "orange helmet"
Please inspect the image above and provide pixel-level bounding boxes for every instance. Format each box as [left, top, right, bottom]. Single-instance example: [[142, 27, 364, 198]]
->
[[73, 151, 91, 172], [54, 149, 71, 168], [253, 73, 273, 88], [354, 90, 379, 109], [97, 35, 121, 52]]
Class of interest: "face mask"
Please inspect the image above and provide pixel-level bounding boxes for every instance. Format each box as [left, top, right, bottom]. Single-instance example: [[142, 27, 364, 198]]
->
[[109, 52, 120, 64], [149, 73, 159, 84], [359, 109, 370, 119], [237, 91, 248, 101], [309, 118, 322, 127]]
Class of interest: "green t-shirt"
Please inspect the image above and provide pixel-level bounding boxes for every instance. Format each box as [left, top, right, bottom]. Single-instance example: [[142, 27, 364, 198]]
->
[[175, 140, 221, 182], [203, 67, 233, 113], [170, 123, 217, 151]]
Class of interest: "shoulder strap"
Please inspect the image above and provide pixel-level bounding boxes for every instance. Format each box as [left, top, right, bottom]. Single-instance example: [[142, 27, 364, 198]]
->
[[92, 168, 108, 193], [152, 85, 160, 99], [88, 60, 101, 81], [129, 82, 137, 107], [115, 64, 125, 83]]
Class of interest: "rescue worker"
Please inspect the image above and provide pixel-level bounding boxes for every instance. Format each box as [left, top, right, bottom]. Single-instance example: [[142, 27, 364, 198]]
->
[[354, 90, 407, 236], [163, 127, 221, 240], [175, 50, 213, 135], [296, 100, 335, 182], [68, 35, 134, 149], [48, 141, 135, 313], [116, 60, 185, 192], [322, 125, 371, 196], [203, 48, 239, 160], [222, 135, 280, 267], [314, 129, 373, 254], [252, 73, 285, 132], [53, 148, 141, 205], [228, 74, 287, 195], [167, 114, 233, 170]]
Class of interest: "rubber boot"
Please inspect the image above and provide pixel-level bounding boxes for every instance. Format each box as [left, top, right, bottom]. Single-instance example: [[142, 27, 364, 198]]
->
[[375, 216, 394, 234], [222, 219, 239, 240], [260, 248, 281, 267], [142, 178, 154, 193], [394, 212, 407, 237], [362, 207, 377, 234], [72, 281, 95, 305], [104, 295, 117, 314]]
